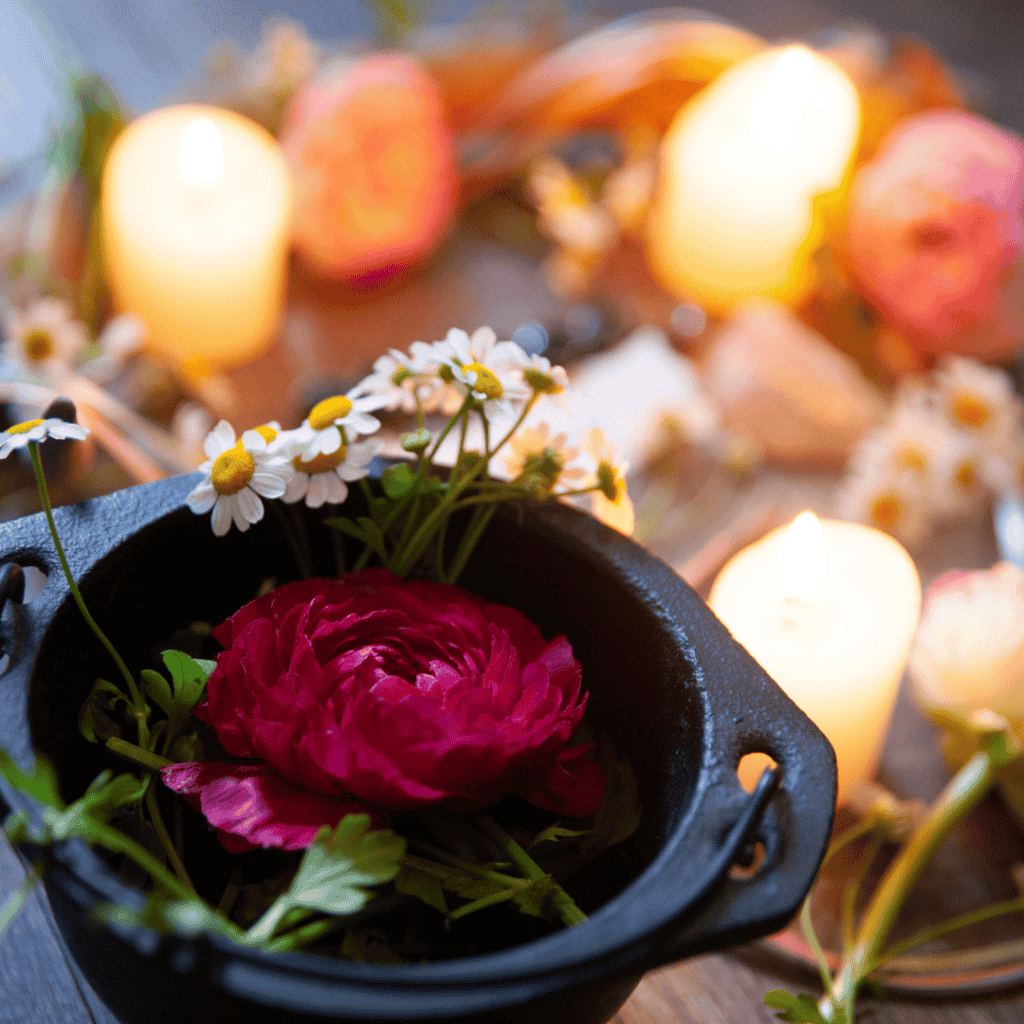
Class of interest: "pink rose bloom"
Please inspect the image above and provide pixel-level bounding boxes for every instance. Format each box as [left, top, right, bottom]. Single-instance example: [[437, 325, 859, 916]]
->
[[847, 110, 1024, 360], [281, 54, 458, 282], [162, 570, 603, 851]]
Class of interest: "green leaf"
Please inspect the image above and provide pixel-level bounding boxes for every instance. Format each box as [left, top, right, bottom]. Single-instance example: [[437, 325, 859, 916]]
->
[[581, 736, 642, 856], [381, 463, 416, 498], [140, 669, 175, 718], [394, 864, 448, 914], [510, 876, 559, 918], [325, 517, 369, 542], [161, 650, 212, 711], [289, 815, 406, 916], [78, 678, 130, 744], [0, 751, 64, 810], [355, 517, 388, 561], [530, 824, 593, 848], [763, 990, 836, 1024], [50, 771, 148, 840]]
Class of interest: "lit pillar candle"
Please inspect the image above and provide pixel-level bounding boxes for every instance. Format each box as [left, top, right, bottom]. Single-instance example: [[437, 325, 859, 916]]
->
[[709, 512, 921, 804], [646, 45, 860, 313], [102, 105, 292, 369]]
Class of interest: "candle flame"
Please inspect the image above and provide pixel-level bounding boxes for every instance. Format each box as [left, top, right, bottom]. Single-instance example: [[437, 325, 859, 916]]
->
[[777, 510, 825, 607], [748, 45, 815, 150], [178, 118, 224, 189]]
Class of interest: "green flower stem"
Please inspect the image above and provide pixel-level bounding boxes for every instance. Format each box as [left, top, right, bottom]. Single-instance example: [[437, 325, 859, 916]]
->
[[473, 812, 587, 926], [263, 892, 410, 952], [269, 500, 313, 580], [486, 393, 540, 461], [425, 393, 474, 464], [446, 887, 517, 921], [841, 836, 883, 958], [800, 892, 834, 994], [216, 870, 243, 918], [243, 895, 301, 946], [879, 896, 1024, 966], [824, 729, 1022, 1021], [403, 848, 524, 889], [445, 503, 498, 584], [29, 441, 142, 715], [144, 784, 195, 894], [105, 737, 173, 772], [0, 862, 42, 935]]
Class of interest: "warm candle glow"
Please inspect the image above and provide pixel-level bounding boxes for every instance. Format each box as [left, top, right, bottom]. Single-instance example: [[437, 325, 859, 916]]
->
[[102, 105, 292, 368], [748, 45, 814, 150], [646, 45, 861, 312], [776, 510, 825, 607], [177, 117, 225, 190], [710, 517, 921, 805]]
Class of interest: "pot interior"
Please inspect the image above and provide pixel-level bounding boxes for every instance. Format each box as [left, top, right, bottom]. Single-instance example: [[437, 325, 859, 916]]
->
[[26, 493, 707, 940]]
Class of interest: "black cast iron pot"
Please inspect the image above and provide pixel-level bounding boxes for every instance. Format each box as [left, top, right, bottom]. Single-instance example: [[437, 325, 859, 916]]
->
[[0, 471, 836, 1024]]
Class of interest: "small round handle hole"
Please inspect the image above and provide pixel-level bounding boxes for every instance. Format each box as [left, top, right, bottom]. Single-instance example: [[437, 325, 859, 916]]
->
[[729, 839, 767, 881], [738, 752, 778, 793]]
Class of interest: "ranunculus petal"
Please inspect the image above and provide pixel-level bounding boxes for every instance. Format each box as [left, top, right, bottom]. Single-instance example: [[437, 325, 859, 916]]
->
[[160, 761, 374, 851], [525, 744, 606, 818]]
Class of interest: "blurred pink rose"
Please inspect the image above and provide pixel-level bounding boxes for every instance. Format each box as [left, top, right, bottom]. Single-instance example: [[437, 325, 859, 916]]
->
[[847, 110, 1024, 360], [281, 54, 458, 282]]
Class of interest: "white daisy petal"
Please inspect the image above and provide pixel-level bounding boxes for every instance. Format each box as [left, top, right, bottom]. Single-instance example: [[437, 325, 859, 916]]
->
[[235, 486, 264, 525], [283, 471, 309, 504], [324, 471, 348, 504], [318, 426, 343, 456], [186, 481, 218, 514], [250, 469, 288, 499], [211, 497, 234, 537], [241, 429, 268, 453], [306, 472, 329, 508], [205, 420, 236, 460]]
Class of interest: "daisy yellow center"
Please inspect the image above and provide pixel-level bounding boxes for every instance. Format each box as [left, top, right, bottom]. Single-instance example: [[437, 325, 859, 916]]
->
[[309, 396, 353, 430], [254, 424, 278, 443], [896, 447, 927, 473], [870, 493, 903, 529], [8, 418, 44, 435], [22, 328, 54, 362], [211, 448, 255, 495], [954, 460, 977, 491], [950, 393, 991, 428], [465, 362, 503, 400], [293, 445, 347, 475]]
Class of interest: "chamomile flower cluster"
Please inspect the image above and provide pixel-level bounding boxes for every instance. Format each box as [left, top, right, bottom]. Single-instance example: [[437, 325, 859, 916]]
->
[[186, 393, 384, 535], [836, 356, 1023, 548]]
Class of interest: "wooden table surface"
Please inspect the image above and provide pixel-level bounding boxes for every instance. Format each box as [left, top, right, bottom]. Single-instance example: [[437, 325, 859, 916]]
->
[[3, 2, 1024, 1023]]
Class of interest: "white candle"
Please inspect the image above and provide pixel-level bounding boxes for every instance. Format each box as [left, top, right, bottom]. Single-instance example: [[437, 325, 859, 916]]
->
[[102, 105, 292, 370], [646, 45, 860, 313], [709, 512, 921, 804]]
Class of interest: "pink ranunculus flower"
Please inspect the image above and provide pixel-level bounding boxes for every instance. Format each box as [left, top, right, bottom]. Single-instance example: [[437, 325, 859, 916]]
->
[[280, 53, 458, 282], [162, 570, 603, 851], [847, 110, 1024, 361]]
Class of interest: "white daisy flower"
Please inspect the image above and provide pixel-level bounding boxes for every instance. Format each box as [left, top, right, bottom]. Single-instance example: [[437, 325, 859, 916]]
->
[[436, 326, 531, 419], [353, 345, 443, 413], [582, 427, 634, 535], [502, 422, 586, 494], [80, 313, 147, 383], [850, 403, 947, 482], [834, 463, 931, 549], [935, 357, 1021, 443], [284, 437, 381, 508], [0, 416, 89, 459], [2, 298, 88, 379], [520, 353, 569, 396], [186, 420, 292, 537], [929, 428, 990, 521], [292, 391, 388, 462]]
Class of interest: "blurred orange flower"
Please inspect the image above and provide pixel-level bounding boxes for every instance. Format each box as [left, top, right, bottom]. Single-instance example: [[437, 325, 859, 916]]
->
[[281, 54, 458, 282], [847, 110, 1024, 362]]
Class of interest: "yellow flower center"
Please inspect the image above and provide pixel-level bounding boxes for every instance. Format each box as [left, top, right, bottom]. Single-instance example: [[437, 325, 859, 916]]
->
[[22, 328, 54, 363], [464, 362, 503, 400], [950, 393, 991, 428], [309, 396, 353, 430], [8, 418, 44, 435], [254, 424, 278, 443], [896, 447, 928, 474], [870, 493, 903, 529], [954, 460, 977, 491], [293, 445, 347, 475], [211, 447, 255, 495]]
